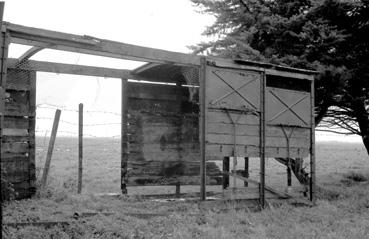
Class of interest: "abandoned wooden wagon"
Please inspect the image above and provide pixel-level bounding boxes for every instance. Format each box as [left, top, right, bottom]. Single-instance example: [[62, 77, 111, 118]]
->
[[0, 15, 316, 206]]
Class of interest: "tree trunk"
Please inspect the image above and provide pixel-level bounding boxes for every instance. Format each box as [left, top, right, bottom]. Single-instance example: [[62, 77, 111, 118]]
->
[[353, 100, 369, 155], [274, 158, 309, 185]]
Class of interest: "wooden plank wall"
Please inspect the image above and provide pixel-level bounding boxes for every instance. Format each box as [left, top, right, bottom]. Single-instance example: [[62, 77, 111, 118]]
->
[[206, 109, 310, 158], [1, 68, 36, 199], [126, 82, 222, 186]]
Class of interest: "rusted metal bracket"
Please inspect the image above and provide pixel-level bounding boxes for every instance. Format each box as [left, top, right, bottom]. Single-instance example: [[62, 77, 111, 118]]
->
[[280, 125, 296, 188]]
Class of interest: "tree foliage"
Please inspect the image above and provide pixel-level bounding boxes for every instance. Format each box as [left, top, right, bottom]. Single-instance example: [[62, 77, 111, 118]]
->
[[191, 0, 369, 154]]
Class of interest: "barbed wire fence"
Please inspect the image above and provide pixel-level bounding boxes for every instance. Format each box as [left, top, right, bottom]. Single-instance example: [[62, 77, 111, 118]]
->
[[34, 102, 124, 193], [34, 102, 361, 194]]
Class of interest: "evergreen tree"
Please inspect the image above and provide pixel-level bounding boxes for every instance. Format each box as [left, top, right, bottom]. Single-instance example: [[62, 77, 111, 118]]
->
[[191, 0, 369, 155]]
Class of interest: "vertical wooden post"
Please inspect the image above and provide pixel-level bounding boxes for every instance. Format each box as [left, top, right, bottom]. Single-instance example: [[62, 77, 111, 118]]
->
[[41, 109, 61, 188], [0, 5, 8, 183], [175, 182, 180, 198], [243, 157, 249, 187], [199, 57, 207, 201], [0, 7, 8, 163], [287, 163, 292, 187], [78, 103, 83, 194], [222, 157, 230, 189], [310, 77, 316, 202], [28, 71, 37, 195], [0, 3, 6, 234], [121, 78, 128, 194], [259, 71, 266, 208]]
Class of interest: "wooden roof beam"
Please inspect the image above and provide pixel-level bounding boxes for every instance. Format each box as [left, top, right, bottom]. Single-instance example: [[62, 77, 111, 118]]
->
[[7, 58, 133, 79], [4, 22, 200, 66], [7, 58, 177, 83]]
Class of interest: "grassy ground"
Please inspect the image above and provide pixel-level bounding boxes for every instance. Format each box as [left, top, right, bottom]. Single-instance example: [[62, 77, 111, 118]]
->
[[2, 139, 369, 238]]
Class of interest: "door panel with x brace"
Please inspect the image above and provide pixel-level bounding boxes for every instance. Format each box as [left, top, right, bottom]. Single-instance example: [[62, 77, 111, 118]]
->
[[205, 66, 262, 157], [266, 87, 311, 127], [206, 67, 261, 111]]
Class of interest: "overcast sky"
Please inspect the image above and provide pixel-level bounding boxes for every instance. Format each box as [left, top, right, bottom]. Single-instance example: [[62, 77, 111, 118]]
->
[[4, 0, 361, 142]]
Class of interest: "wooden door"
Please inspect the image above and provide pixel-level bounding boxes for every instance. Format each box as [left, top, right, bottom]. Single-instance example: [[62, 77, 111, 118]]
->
[[205, 66, 262, 157]]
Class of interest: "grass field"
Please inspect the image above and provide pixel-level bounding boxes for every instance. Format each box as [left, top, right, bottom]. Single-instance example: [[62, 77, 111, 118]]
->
[[2, 138, 369, 238]]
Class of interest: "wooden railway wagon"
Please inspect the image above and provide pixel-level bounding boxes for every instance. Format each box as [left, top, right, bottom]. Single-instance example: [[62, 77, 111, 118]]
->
[[0, 6, 316, 205]]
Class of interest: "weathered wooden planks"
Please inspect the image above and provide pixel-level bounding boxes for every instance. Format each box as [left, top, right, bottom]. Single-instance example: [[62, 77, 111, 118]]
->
[[126, 81, 221, 186], [3, 116, 29, 129], [1, 68, 36, 199], [1, 142, 29, 153], [205, 92, 310, 157], [6, 22, 201, 66], [206, 134, 309, 148], [127, 175, 222, 186], [127, 161, 221, 177], [206, 144, 309, 158]]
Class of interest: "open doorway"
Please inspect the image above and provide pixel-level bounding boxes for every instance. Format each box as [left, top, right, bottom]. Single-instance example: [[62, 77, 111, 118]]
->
[[35, 72, 122, 194]]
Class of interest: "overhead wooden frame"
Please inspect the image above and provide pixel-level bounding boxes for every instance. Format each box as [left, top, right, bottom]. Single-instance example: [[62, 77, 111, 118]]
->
[[7, 58, 180, 84], [4, 22, 201, 66]]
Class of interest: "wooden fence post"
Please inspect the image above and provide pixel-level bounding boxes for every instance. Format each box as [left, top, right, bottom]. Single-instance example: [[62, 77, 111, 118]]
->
[[243, 157, 249, 187], [78, 103, 83, 194], [41, 109, 61, 188], [222, 157, 230, 189], [199, 57, 207, 201], [121, 79, 128, 194]]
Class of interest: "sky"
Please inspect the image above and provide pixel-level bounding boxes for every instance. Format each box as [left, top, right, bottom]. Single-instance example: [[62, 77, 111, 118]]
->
[[4, 0, 362, 142]]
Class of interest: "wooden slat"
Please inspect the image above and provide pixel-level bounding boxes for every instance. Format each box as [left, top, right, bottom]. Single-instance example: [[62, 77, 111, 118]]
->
[[207, 110, 260, 125], [3, 116, 29, 129], [1, 155, 28, 162], [7, 58, 132, 79], [127, 161, 220, 177], [206, 134, 309, 148], [7, 59, 179, 83], [126, 175, 222, 186], [3, 111, 35, 117], [128, 82, 185, 97], [5, 22, 200, 66], [2, 135, 29, 142], [206, 144, 309, 158], [1, 152, 27, 159], [128, 100, 184, 114], [128, 148, 199, 162], [1, 142, 28, 153], [128, 113, 197, 126], [2, 128, 28, 136], [207, 123, 310, 138], [1, 171, 30, 183], [207, 57, 315, 79], [1, 159, 28, 173]]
